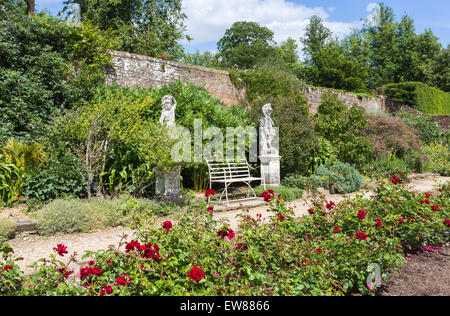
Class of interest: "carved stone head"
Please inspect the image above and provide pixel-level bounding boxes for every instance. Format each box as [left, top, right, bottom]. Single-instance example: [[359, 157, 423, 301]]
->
[[161, 95, 177, 112]]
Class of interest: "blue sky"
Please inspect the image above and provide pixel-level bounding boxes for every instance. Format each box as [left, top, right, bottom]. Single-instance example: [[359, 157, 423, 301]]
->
[[36, 0, 450, 55]]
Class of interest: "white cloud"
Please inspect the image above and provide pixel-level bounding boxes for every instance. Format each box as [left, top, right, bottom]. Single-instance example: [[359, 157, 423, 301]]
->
[[182, 0, 362, 53]]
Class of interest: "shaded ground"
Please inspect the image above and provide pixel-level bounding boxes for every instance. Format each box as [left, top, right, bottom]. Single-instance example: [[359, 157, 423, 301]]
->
[[379, 251, 450, 296]]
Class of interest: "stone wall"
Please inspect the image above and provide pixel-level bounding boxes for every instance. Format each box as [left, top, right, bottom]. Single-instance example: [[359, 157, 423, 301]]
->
[[105, 51, 245, 106], [105, 51, 448, 129], [303, 86, 387, 114]]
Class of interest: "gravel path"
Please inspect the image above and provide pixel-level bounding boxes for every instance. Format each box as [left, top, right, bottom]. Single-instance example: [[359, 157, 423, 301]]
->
[[4, 175, 449, 275]]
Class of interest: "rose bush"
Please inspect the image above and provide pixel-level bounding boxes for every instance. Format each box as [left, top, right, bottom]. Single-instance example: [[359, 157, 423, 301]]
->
[[0, 183, 448, 296]]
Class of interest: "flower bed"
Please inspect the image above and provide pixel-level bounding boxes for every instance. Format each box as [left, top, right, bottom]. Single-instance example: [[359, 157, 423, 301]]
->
[[0, 181, 448, 296]]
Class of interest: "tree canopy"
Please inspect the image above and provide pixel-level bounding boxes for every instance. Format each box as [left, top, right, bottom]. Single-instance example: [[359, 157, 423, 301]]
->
[[62, 0, 189, 60]]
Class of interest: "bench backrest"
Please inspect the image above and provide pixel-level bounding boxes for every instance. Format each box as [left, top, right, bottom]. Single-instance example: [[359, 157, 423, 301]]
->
[[205, 159, 251, 181]]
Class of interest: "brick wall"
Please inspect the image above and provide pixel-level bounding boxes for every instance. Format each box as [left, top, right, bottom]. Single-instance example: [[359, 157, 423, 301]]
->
[[105, 51, 246, 106], [105, 51, 448, 129]]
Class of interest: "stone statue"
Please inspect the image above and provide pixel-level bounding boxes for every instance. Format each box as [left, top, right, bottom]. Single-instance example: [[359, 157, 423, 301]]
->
[[159, 95, 177, 128], [259, 103, 278, 156]]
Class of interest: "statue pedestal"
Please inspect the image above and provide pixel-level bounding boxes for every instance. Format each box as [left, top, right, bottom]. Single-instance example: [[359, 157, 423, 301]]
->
[[259, 155, 281, 187], [155, 166, 181, 198]]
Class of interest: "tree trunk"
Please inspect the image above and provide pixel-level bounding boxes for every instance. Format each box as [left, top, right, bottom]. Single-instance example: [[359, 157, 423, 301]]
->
[[25, 0, 35, 16]]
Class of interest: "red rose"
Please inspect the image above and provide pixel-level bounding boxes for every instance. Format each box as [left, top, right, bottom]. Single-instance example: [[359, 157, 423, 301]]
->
[[398, 218, 405, 225], [431, 205, 440, 212], [308, 209, 316, 215], [53, 244, 68, 257], [188, 266, 205, 282], [425, 193, 431, 198], [375, 219, 382, 228], [444, 220, 450, 227], [162, 221, 173, 232], [205, 189, 216, 197], [278, 215, 286, 221], [355, 232, 368, 241], [357, 210, 366, 220], [333, 226, 340, 233], [326, 201, 335, 210], [207, 206, 214, 214], [316, 248, 323, 253], [3, 265, 13, 271], [115, 274, 131, 287]]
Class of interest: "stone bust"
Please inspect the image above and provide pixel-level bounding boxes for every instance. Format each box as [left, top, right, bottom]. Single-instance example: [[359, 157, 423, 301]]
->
[[259, 103, 278, 156], [159, 95, 177, 128]]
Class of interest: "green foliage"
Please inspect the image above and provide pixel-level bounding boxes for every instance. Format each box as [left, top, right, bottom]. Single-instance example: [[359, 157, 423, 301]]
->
[[33, 196, 192, 236], [0, 219, 15, 242], [314, 93, 373, 167], [254, 186, 303, 202], [310, 161, 362, 194], [1, 138, 46, 174], [364, 113, 422, 159], [266, 95, 318, 177], [304, 40, 370, 92], [3, 181, 448, 296], [421, 142, 450, 176], [281, 174, 310, 190], [394, 110, 443, 144], [0, 154, 21, 205], [230, 62, 305, 104], [63, 0, 188, 60], [384, 82, 450, 115], [217, 21, 276, 69], [360, 4, 443, 88], [361, 154, 411, 178], [305, 136, 338, 175], [0, 7, 118, 143], [182, 50, 220, 68], [53, 84, 176, 199], [22, 155, 86, 202]]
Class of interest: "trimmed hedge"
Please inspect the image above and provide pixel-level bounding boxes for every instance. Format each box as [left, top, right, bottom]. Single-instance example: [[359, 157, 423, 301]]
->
[[384, 82, 450, 115]]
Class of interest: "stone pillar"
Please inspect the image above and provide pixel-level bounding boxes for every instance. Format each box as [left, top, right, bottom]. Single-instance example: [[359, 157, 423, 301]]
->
[[155, 166, 181, 198], [259, 155, 281, 187]]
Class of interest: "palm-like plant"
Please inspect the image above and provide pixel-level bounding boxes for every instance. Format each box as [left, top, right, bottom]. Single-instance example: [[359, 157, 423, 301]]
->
[[1, 138, 46, 174]]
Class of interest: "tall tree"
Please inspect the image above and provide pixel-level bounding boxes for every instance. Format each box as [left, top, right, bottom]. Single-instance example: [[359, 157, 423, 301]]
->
[[301, 15, 331, 62], [24, 0, 34, 15], [217, 21, 275, 69], [62, 0, 189, 60], [360, 3, 442, 88]]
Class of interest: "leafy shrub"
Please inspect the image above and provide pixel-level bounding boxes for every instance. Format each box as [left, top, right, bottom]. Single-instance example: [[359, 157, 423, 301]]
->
[[2, 181, 448, 296], [281, 174, 311, 190], [310, 161, 362, 194], [0, 10, 118, 143], [362, 155, 412, 178], [254, 186, 303, 202], [422, 142, 450, 176], [394, 110, 442, 144], [383, 82, 450, 115], [364, 113, 422, 159], [0, 219, 15, 242], [305, 137, 338, 175], [33, 197, 198, 236], [314, 93, 373, 167], [0, 154, 21, 205], [230, 62, 305, 104], [23, 156, 86, 202]]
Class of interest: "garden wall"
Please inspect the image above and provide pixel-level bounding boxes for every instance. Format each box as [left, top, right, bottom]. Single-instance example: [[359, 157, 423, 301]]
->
[[105, 51, 245, 107], [105, 51, 448, 126]]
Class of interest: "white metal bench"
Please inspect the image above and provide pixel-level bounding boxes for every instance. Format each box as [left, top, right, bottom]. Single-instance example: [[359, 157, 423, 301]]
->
[[205, 159, 265, 206]]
